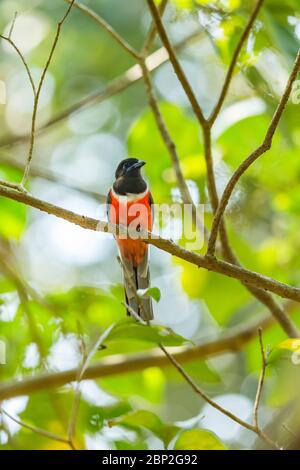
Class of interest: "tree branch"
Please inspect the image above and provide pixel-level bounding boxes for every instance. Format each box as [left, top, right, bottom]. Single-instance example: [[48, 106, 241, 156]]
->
[[142, 0, 168, 55], [0, 185, 300, 304], [207, 49, 300, 255]]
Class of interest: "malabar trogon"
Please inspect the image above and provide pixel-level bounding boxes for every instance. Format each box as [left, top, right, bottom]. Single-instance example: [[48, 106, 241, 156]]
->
[[107, 158, 154, 321]]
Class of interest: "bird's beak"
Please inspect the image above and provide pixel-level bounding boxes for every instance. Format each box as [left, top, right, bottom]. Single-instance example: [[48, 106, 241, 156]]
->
[[132, 160, 146, 170], [127, 160, 146, 172]]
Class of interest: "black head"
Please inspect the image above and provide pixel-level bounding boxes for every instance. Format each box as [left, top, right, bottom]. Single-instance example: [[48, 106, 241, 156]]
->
[[115, 158, 146, 179], [113, 158, 147, 195]]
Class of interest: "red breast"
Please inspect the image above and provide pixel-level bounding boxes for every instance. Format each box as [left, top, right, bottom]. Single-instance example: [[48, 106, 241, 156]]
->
[[109, 190, 153, 267]]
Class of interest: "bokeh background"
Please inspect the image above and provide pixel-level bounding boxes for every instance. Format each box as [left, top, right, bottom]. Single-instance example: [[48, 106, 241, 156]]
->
[[0, 0, 300, 450]]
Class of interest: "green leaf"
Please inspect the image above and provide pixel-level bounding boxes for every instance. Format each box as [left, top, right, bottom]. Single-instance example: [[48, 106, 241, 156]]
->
[[273, 338, 300, 353], [265, 338, 300, 369], [109, 410, 161, 433], [105, 318, 189, 347], [174, 429, 227, 450], [137, 287, 161, 303], [85, 401, 132, 434], [109, 410, 179, 447]]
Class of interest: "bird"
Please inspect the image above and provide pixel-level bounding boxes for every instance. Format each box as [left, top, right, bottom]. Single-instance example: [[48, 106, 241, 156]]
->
[[107, 158, 154, 321]]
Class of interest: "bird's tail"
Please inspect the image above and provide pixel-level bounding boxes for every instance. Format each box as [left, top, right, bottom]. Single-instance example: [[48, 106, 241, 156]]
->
[[121, 251, 153, 321]]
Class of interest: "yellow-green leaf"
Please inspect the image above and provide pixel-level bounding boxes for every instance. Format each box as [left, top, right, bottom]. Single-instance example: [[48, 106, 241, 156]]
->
[[274, 338, 300, 353], [174, 429, 227, 450], [137, 287, 161, 303]]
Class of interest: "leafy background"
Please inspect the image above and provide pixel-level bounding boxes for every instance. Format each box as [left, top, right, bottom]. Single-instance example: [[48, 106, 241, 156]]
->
[[0, 0, 300, 450]]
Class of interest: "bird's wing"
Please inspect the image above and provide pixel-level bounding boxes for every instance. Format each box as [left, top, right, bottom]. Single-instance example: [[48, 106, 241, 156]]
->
[[149, 191, 154, 225], [106, 189, 112, 222]]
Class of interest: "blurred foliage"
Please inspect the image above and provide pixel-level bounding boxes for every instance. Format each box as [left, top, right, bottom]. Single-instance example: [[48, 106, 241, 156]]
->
[[0, 0, 300, 451]]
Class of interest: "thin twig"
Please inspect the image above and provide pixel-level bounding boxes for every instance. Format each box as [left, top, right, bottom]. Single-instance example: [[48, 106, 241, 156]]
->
[[159, 342, 278, 448], [146, 0, 207, 127], [8, 11, 18, 39], [142, 0, 168, 55], [0, 409, 75, 449], [202, 126, 231, 250], [21, 0, 75, 186], [0, 34, 36, 96], [282, 423, 297, 439], [251, 329, 278, 448], [253, 328, 266, 430], [209, 0, 264, 125], [207, 49, 300, 255]]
